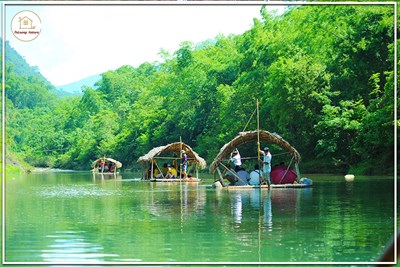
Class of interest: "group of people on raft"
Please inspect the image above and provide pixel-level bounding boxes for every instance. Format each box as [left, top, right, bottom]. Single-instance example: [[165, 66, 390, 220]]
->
[[146, 149, 190, 179], [97, 160, 117, 173], [154, 163, 178, 179], [222, 147, 272, 187]]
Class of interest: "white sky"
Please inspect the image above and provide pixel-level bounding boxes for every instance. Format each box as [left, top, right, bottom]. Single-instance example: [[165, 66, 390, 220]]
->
[[4, 3, 284, 86]]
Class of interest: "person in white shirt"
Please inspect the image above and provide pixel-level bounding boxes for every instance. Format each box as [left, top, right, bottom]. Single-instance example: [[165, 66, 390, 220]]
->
[[230, 148, 242, 168], [249, 164, 263, 185], [259, 147, 272, 187]]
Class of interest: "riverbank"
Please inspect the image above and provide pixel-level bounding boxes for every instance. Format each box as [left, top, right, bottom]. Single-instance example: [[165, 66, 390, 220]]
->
[[5, 154, 32, 173]]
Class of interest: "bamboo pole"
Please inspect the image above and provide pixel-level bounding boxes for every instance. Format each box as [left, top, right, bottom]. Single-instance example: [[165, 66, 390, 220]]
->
[[257, 99, 261, 185], [216, 167, 224, 181], [295, 163, 301, 182], [151, 159, 154, 179], [180, 136, 183, 181], [278, 156, 294, 184], [219, 162, 248, 185], [256, 99, 263, 262], [153, 160, 164, 179]]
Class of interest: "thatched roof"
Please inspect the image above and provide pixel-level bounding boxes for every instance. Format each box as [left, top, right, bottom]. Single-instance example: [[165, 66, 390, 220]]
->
[[137, 142, 207, 169], [92, 158, 122, 168], [209, 130, 301, 173]]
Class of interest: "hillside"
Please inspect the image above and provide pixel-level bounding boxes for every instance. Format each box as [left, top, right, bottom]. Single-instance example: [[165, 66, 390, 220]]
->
[[4, 40, 53, 88], [3, 40, 60, 172]]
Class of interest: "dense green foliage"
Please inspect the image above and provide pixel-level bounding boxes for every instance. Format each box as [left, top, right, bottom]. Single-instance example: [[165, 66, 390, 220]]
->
[[4, 5, 396, 174]]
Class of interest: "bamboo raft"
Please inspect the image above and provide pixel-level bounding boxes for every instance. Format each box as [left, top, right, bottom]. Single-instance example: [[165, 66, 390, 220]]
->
[[209, 100, 312, 189], [137, 141, 206, 182], [214, 179, 312, 190], [91, 157, 122, 175], [227, 184, 310, 190], [270, 183, 310, 188], [150, 177, 201, 183]]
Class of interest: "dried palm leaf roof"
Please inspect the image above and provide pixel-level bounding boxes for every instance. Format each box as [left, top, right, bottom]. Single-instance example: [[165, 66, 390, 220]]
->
[[209, 130, 301, 173], [137, 142, 207, 169], [92, 157, 122, 168]]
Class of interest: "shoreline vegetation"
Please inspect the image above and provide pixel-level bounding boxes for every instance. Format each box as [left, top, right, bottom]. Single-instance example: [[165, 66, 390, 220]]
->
[[3, 5, 396, 176]]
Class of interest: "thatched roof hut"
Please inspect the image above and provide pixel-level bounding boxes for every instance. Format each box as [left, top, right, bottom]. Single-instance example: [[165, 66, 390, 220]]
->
[[209, 130, 301, 173], [92, 157, 122, 169], [137, 142, 207, 170]]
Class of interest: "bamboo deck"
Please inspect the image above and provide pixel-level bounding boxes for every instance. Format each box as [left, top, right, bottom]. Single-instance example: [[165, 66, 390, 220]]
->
[[92, 171, 119, 175], [223, 183, 311, 190], [150, 178, 201, 183]]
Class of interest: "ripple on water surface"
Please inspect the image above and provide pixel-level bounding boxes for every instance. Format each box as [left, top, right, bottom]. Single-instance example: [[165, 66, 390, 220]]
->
[[35, 184, 121, 199]]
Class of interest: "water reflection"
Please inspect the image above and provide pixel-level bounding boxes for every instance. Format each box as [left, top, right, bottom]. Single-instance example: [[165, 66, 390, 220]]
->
[[232, 193, 242, 224], [264, 193, 272, 231], [228, 190, 272, 230], [92, 173, 123, 181], [226, 188, 314, 232], [42, 230, 118, 262], [147, 183, 207, 219], [92, 173, 123, 188], [6, 172, 394, 263]]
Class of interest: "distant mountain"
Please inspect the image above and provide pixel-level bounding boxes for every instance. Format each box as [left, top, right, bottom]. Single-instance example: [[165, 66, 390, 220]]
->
[[55, 74, 102, 97], [3, 38, 102, 98]]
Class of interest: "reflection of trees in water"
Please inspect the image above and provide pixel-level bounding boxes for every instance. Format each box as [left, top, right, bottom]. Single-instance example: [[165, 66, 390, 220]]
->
[[225, 188, 316, 262], [92, 174, 123, 188], [147, 183, 207, 218]]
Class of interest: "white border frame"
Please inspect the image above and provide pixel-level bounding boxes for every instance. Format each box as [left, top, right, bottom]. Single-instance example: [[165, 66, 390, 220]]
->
[[1, 1, 397, 265]]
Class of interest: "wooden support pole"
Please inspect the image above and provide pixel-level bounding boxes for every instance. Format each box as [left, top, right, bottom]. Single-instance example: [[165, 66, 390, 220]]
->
[[295, 163, 301, 182], [216, 167, 224, 180]]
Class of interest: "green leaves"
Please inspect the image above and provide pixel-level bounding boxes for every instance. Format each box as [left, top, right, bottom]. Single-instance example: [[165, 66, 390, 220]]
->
[[5, 4, 395, 174]]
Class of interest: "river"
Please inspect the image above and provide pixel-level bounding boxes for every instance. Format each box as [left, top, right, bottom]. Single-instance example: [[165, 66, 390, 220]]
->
[[4, 171, 395, 264]]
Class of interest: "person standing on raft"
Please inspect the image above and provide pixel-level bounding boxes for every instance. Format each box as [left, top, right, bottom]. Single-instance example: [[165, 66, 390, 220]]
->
[[181, 150, 188, 179], [259, 147, 272, 187]]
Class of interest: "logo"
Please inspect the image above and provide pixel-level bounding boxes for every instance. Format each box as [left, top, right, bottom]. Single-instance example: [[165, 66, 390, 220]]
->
[[11, 10, 41, 42]]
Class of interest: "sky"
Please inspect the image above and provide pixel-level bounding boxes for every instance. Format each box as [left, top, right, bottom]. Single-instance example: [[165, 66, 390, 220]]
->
[[4, 3, 285, 87]]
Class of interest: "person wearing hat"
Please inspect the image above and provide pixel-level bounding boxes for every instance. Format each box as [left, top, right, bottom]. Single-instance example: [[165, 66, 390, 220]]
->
[[180, 149, 188, 179], [230, 148, 242, 170], [259, 147, 272, 187]]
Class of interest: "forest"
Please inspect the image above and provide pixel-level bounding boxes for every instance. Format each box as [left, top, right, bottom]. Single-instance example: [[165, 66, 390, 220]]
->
[[3, 4, 396, 175]]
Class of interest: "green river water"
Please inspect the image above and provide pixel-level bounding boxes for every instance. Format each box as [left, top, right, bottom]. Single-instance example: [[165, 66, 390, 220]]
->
[[4, 172, 395, 264]]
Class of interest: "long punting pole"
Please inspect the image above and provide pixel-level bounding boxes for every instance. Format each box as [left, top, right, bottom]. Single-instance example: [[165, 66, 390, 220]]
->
[[151, 159, 154, 180], [256, 99, 263, 262], [257, 99, 262, 186], [180, 136, 183, 181]]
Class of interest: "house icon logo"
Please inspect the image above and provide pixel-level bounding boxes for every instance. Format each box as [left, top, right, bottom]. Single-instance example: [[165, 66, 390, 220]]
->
[[11, 10, 41, 42], [19, 16, 35, 30]]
